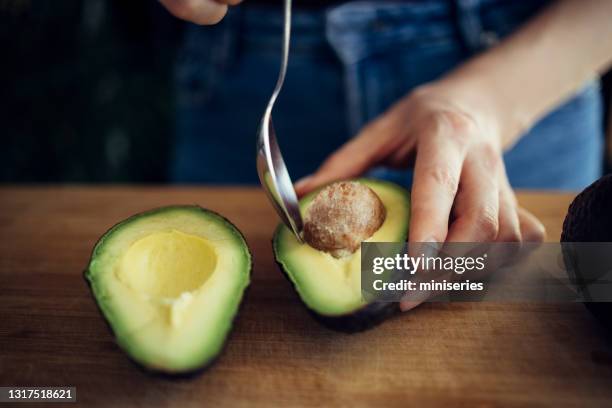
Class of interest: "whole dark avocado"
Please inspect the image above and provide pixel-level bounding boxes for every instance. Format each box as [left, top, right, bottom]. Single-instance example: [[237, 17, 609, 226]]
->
[[561, 174, 612, 331]]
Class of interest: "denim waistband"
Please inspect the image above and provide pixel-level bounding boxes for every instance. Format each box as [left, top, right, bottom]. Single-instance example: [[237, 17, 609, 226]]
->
[[326, 2, 455, 64], [184, 0, 551, 62], [178, 0, 551, 123], [325, 0, 550, 63]]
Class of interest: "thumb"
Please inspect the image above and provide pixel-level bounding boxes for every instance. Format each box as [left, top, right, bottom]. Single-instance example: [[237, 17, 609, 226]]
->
[[294, 142, 375, 197], [294, 151, 365, 197], [294, 119, 400, 197]]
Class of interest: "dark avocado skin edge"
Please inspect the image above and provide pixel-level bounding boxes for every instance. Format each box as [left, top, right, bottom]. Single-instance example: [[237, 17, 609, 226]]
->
[[561, 174, 612, 332], [83, 205, 253, 377], [272, 221, 405, 333], [561, 174, 612, 243], [272, 254, 401, 333]]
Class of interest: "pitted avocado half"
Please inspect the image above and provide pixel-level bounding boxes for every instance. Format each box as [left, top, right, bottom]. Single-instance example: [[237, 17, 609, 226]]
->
[[273, 179, 410, 332], [85, 206, 251, 374]]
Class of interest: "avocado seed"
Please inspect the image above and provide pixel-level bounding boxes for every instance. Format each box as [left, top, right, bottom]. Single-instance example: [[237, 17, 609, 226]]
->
[[303, 181, 386, 258]]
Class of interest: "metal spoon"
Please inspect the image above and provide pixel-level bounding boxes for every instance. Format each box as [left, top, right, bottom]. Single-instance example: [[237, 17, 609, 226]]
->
[[256, 0, 304, 243]]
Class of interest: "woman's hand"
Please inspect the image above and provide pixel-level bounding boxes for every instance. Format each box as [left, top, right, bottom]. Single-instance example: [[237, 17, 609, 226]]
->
[[159, 0, 242, 25], [295, 82, 546, 257]]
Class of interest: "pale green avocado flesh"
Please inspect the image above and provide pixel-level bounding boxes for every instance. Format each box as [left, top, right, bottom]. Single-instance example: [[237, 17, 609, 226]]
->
[[273, 179, 410, 317], [85, 206, 251, 374]]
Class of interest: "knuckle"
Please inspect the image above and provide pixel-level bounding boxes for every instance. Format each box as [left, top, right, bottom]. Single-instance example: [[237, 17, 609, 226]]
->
[[505, 188, 519, 206], [427, 166, 459, 196], [473, 207, 499, 240], [432, 110, 478, 143], [497, 228, 522, 243], [479, 143, 501, 170]]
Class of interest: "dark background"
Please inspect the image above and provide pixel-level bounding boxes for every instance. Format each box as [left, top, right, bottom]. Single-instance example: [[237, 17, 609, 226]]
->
[[1, 0, 610, 183], [1, 0, 181, 183]]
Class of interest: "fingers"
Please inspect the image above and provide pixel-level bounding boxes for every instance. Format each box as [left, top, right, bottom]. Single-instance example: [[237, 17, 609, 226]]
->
[[470, 175, 522, 275], [294, 139, 368, 196], [408, 114, 474, 244], [400, 205, 545, 311], [215, 0, 243, 5], [445, 145, 500, 243], [294, 115, 407, 196], [496, 174, 522, 243], [159, 0, 229, 25], [518, 207, 546, 242], [400, 292, 431, 312]]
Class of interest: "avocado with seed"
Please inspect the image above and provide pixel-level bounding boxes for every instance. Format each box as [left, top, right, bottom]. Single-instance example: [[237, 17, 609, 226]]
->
[[273, 179, 410, 332], [562, 174, 612, 331], [85, 206, 251, 374]]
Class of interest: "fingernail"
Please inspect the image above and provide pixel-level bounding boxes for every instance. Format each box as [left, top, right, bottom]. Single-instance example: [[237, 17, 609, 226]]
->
[[422, 238, 442, 258], [399, 290, 430, 311], [400, 300, 421, 312], [408, 238, 441, 260], [295, 175, 313, 190]]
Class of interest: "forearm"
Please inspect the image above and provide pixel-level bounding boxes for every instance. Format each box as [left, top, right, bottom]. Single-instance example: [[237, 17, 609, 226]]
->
[[436, 0, 612, 148]]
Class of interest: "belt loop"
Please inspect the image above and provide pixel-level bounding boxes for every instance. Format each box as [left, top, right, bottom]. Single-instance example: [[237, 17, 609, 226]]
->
[[452, 0, 484, 54]]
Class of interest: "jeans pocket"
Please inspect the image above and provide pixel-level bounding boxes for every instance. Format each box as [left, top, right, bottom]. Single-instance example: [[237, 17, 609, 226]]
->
[[326, 1, 464, 133]]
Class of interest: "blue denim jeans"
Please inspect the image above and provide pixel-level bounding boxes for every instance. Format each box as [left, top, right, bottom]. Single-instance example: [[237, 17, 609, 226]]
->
[[173, 0, 603, 190]]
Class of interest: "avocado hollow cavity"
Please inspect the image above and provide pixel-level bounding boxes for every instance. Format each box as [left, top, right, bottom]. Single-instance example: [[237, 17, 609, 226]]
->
[[118, 230, 217, 300], [117, 229, 218, 328], [85, 206, 251, 374], [303, 181, 386, 258]]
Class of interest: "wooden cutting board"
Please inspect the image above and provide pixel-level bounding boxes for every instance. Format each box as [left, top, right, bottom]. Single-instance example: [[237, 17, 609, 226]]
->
[[1, 187, 612, 407]]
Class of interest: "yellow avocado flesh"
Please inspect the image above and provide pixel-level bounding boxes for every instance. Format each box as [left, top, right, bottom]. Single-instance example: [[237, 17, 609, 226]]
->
[[273, 179, 410, 316], [86, 207, 250, 373], [117, 230, 218, 327], [118, 230, 216, 300]]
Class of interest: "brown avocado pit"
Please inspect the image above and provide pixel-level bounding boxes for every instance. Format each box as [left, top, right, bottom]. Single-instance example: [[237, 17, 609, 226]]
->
[[303, 181, 386, 258]]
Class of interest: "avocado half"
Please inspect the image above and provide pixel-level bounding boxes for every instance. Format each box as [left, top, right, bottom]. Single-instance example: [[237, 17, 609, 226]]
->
[[273, 179, 410, 332], [561, 174, 612, 331], [85, 206, 251, 375]]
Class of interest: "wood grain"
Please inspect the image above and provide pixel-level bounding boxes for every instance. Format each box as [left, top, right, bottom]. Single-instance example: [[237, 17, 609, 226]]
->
[[1, 187, 612, 407]]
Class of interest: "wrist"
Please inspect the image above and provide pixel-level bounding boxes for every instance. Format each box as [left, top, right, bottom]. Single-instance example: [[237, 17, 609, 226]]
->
[[434, 71, 534, 150], [413, 76, 515, 151]]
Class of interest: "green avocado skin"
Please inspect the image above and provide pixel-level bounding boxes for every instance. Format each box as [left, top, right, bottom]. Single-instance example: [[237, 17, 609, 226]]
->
[[561, 174, 612, 331], [84, 205, 252, 376], [83, 271, 251, 379]]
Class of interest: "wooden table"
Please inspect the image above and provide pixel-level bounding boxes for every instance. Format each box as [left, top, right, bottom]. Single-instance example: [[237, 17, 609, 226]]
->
[[1, 187, 612, 407]]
